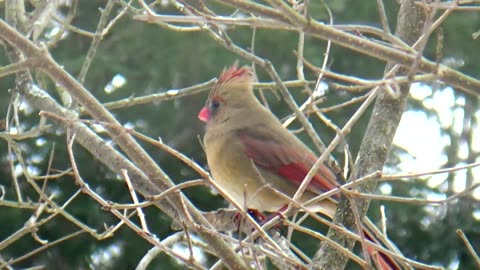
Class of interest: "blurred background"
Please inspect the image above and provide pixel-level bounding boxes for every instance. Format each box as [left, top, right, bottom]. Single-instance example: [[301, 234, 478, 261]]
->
[[0, 1, 479, 269]]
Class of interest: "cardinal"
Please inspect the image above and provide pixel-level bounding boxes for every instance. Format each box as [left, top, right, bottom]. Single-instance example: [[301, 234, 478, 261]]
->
[[198, 63, 399, 270]]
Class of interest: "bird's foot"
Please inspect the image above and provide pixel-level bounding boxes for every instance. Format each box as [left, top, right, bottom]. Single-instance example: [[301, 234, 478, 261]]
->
[[233, 208, 284, 234]]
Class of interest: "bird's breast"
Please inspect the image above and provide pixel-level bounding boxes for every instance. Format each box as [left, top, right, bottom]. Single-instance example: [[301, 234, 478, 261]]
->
[[204, 132, 287, 211]]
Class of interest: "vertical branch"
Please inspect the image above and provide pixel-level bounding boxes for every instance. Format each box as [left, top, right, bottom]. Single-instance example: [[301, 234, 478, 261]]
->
[[376, 0, 391, 35], [4, 0, 32, 204], [77, 0, 116, 84], [5, 0, 33, 90], [312, 1, 427, 269]]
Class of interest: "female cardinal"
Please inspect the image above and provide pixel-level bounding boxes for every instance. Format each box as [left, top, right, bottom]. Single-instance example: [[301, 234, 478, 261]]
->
[[198, 63, 399, 270]]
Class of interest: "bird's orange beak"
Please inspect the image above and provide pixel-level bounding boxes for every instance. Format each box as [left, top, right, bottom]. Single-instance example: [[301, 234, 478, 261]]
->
[[198, 106, 211, 122]]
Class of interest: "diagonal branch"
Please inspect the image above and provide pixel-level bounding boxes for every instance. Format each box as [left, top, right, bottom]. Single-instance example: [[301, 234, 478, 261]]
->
[[0, 18, 250, 270]]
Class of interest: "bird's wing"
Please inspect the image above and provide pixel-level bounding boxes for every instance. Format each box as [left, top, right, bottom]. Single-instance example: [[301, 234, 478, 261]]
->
[[236, 126, 399, 270], [236, 125, 339, 196]]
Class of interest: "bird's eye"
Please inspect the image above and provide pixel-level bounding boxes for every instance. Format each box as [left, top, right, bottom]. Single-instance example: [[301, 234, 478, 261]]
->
[[210, 99, 221, 113]]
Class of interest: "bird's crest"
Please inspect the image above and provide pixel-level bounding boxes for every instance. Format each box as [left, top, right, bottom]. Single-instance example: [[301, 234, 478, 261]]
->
[[207, 62, 254, 102], [216, 62, 253, 88]]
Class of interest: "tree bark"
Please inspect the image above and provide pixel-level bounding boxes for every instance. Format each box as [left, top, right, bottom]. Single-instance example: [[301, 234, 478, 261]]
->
[[312, 1, 426, 269]]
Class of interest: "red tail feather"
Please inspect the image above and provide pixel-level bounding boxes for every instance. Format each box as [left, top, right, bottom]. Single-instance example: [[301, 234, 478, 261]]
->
[[364, 227, 400, 270]]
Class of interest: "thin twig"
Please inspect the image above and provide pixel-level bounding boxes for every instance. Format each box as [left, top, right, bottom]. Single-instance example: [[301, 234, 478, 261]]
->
[[456, 229, 480, 268], [122, 169, 150, 234], [78, 0, 116, 84]]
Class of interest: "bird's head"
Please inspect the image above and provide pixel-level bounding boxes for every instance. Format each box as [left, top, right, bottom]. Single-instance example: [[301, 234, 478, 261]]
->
[[198, 63, 255, 123]]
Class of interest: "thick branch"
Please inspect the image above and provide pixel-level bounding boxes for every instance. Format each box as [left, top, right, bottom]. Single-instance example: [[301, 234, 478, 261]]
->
[[0, 18, 249, 270], [312, 1, 426, 269]]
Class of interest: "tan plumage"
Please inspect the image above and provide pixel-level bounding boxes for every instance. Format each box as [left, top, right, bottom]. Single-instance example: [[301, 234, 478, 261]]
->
[[198, 63, 400, 270], [199, 64, 337, 216]]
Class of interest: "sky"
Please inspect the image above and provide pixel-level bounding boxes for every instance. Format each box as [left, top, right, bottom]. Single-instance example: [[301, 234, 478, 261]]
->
[[393, 83, 480, 200]]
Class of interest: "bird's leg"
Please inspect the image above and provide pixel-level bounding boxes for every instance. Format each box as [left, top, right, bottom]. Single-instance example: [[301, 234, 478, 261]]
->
[[247, 208, 268, 223], [261, 205, 288, 224], [233, 208, 284, 234], [232, 208, 263, 234]]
